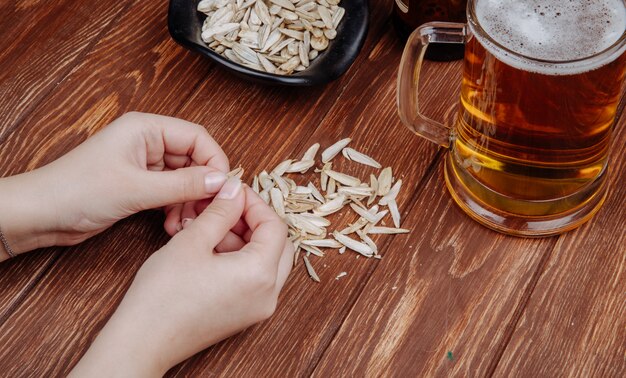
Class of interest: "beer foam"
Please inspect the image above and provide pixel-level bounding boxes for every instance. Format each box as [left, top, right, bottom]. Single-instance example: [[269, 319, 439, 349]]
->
[[472, 0, 626, 75]]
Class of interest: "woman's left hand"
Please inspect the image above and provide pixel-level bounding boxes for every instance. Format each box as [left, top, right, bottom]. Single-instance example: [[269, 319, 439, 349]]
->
[[0, 112, 230, 257]]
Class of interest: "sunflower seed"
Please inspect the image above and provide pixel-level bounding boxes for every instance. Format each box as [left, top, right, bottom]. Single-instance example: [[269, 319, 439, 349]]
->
[[202, 23, 240, 41], [335, 272, 347, 280], [270, 0, 296, 11], [379, 179, 402, 206], [367, 175, 378, 205], [252, 175, 260, 193], [301, 243, 325, 257], [257, 52, 277, 73], [338, 186, 374, 197], [272, 159, 293, 176], [326, 177, 336, 195], [310, 35, 329, 50], [280, 28, 304, 40], [325, 169, 360, 187], [313, 194, 345, 216], [303, 256, 320, 282], [299, 40, 310, 67], [333, 231, 373, 257], [298, 213, 330, 227], [270, 188, 285, 217], [367, 227, 410, 234], [321, 138, 351, 163], [306, 182, 324, 203], [356, 229, 378, 254], [339, 217, 369, 235], [349, 203, 378, 222], [271, 172, 291, 197], [342, 147, 382, 168], [317, 5, 334, 28], [388, 199, 401, 228], [378, 167, 393, 196], [301, 238, 343, 248], [228, 166, 244, 178]]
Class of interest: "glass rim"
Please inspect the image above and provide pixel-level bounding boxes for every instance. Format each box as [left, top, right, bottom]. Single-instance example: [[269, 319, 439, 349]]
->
[[467, 0, 626, 67]]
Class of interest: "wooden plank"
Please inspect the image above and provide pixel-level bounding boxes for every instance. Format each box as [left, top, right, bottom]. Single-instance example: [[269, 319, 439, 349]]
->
[[0, 0, 132, 140], [0, 1, 213, 175], [310, 159, 558, 376], [492, 119, 626, 377], [0, 250, 57, 323], [167, 30, 461, 377]]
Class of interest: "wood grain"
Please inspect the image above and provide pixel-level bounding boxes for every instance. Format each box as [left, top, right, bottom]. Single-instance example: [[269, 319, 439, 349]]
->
[[311, 158, 558, 377], [0, 0, 624, 376], [0, 0, 132, 141], [492, 120, 626, 377]]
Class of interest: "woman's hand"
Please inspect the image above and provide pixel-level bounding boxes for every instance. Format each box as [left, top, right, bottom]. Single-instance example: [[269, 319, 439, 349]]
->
[[0, 112, 229, 259], [70, 178, 294, 377]]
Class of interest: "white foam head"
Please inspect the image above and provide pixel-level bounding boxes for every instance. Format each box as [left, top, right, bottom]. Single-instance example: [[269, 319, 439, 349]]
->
[[471, 0, 626, 75]]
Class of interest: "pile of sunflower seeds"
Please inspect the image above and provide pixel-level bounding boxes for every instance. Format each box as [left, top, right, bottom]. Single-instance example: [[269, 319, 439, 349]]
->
[[229, 138, 409, 282], [197, 0, 345, 75]]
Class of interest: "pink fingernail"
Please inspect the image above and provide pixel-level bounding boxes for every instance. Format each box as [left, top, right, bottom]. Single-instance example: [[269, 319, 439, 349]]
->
[[182, 218, 193, 228], [216, 177, 242, 199], [204, 172, 228, 193]]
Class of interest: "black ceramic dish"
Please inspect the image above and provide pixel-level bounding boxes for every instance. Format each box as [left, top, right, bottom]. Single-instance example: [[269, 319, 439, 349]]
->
[[168, 0, 369, 86]]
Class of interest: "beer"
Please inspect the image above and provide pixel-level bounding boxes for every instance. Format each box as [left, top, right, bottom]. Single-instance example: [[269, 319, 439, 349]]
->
[[449, 0, 626, 220]]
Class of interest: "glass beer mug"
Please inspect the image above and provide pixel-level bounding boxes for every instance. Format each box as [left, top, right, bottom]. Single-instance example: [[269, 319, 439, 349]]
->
[[398, 0, 626, 236]]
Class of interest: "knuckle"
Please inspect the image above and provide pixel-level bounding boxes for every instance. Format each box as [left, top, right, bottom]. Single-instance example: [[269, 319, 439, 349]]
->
[[179, 172, 202, 200], [206, 203, 231, 220], [244, 260, 277, 291], [119, 111, 145, 124]]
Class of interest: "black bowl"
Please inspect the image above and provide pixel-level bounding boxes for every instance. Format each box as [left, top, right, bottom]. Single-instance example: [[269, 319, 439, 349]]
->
[[168, 0, 369, 86]]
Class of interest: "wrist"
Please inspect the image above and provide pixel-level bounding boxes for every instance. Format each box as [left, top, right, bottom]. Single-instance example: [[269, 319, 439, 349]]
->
[[0, 171, 60, 259]]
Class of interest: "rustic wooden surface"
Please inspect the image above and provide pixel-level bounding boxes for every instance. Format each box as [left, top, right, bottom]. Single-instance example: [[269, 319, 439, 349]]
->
[[0, 1, 624, 377]]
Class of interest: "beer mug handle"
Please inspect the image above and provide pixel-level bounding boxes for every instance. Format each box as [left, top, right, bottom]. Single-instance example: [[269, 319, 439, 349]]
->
[[397, 22, 468, 147]]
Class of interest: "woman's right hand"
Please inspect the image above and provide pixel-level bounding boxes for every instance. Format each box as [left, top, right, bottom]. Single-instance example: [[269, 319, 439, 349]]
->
[[70, 177, 294, 377]]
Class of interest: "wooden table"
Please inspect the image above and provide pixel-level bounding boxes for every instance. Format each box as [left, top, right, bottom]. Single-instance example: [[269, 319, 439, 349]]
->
[[0, 1, 624, 376]]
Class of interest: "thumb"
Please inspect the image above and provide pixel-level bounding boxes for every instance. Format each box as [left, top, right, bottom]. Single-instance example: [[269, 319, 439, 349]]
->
[[184, 177, 245, 248], [139, 167, 228, 209]]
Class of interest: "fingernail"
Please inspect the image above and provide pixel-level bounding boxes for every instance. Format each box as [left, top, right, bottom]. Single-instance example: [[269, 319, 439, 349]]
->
[[204, 172, 228, 193], [182, 218, 193, 228], [175, 222, 183, 232], [216, 177, 242, 199]]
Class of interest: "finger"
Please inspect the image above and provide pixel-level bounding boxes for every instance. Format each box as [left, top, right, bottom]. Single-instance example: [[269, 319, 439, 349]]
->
[[239, 187, 288, 269], [163, 153, 192, 170], [215, 231, 246, 253], [231, 218, 249, 237], [128, 112, 230, 172], [138, 167, 228, 210], [181, 201, 198, 225], [193, 198, 212, 214], [275, 241, 294, 291], [164, 204, 184, 236], [184, 177, 245, 248]]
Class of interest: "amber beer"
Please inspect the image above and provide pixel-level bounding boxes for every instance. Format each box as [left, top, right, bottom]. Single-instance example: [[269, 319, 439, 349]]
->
[[450, 0, 626, 221], [398, 0, 626, 235]]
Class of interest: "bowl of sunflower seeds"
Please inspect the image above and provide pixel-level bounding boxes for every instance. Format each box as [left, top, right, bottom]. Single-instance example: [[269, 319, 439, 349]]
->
[[168, 0, 369, 86]]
